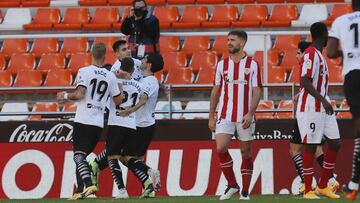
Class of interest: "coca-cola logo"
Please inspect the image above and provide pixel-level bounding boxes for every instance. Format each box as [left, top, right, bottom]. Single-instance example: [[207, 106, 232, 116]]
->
[[9, 123, 73, 143]]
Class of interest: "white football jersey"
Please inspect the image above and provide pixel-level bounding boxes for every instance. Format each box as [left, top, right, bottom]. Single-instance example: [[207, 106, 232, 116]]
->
[[74, 65, 121, 128], [329, 11, 360, 76], [136, 76, 159, 127], [111, 58, 143, 81], [108, 78, 144, 129]]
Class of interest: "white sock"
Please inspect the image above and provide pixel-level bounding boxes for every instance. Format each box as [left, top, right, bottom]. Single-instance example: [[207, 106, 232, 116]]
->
[[349, 181, 359, 191]]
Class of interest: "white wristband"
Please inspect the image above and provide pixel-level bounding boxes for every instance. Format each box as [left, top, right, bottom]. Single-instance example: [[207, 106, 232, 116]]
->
[[64, 93, 69, 100]]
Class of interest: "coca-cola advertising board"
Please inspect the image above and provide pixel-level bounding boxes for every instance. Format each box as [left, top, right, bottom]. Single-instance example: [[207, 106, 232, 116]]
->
[[0, 120, 355, 199]]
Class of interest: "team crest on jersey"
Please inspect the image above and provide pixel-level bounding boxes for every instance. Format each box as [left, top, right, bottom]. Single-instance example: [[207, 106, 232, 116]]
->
[[245, 68, 251, 75], [304, 59, 312, 69]]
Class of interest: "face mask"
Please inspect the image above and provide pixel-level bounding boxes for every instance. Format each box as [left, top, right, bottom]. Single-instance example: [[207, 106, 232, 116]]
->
[[134, 8, 148, 18]]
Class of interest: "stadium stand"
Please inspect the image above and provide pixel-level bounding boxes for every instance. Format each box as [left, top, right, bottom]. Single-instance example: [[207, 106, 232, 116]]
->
[[1, 39, 29, 59], [172, 6, 208, 29], [153, 7, 179, 29], [0, 71, 12, 87], [60, 38, 89, 58], [0, 8, 31, 30], [292, 4, 328, 27], [202, 5, 238, 28], [262, 5, 298, 27], [37, 53, 66, 75], [0, 102, 28, 121], [67, 52, 92, 75], [53, 8, 90, 30], [23, 8, 61, 30], [29, 102, 59, 120], [155, 101, 183, 119], [232, 5, 268, 27], [183, 101, 210, 119], [159, 36, 180, 53], [13, 70, 42, 87], [43, 69, 73, 87], [7, 53, 36, 76], [83, 8, 119, 30], [30, 38, 59, 58]]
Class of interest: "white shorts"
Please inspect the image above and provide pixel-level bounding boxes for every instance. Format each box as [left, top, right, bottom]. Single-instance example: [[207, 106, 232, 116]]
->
[[215, 119, 255, 141], [296, 112, 340, 144]]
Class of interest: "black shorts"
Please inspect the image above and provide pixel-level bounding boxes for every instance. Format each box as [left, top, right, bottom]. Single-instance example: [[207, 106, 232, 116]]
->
[[290, 120, 325, 145], [135, 124, 156, 157], [106, 125, 134, 156], [344, 70, 360, 120], [72, 122, 102, 155]]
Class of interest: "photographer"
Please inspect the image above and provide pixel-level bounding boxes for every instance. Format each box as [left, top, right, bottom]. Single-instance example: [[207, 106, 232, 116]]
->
[[121, 0, 160, 59]]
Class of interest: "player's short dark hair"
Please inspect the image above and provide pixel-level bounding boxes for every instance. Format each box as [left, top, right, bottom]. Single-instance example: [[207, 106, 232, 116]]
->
[[102, 63, 112, 71], [228, 30, 247, 42], [112, 40, 127, 52], [133, 0, 147, 7], [353, 0, 360, 11], [298, 41, 312, 53], [310, 22, 328, 40], [121, 57, 135, 73], [147, 53, 164, 73], [92, 43, 106, 60]]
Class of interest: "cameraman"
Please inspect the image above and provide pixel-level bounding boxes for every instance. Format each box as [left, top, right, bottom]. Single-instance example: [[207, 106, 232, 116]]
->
[[121, 0, 160, 59]]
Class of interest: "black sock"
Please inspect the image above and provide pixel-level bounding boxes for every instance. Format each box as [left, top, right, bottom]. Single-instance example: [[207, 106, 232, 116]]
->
[[292, 153, 304, 183], [75, 171, 84, 193], [351, 137, 360, 183], [95, 149, 108, 170], [74, 153, 93, 187], [127, 158, 150, 185], [108, 159, 125, 189]]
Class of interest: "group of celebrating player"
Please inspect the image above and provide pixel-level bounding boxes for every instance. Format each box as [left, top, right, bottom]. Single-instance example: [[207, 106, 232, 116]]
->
[[54, 0, 360, 201], [57, 40, 163, 200]]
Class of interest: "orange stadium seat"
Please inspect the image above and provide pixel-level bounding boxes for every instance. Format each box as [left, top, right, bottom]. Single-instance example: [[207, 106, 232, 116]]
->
[[276, 100, 294, 119], [202, 6, 238, 28], [60, 38, 89, 58], [7, 53, 35, 76], [190, 51, 218, 72], [317, 0, 344, 2], [268, 65, 287, 83], [262, 5, 298, 27], [160, 36, 180, 53], [272, 35, 301, 52], [108, 0, 132, 5], [164, 68, 193, 84], [337, 100, 351, 119], [1, 39, 29, 59], [113, 7, 131, 29], [30, 102, 59, 121], [172, 6, 208, 29], [68, 52, 92, 75], [253, 50, 280, 70], [232, 5, 268, 28], [280, 50, 298, 72], [93, 37, 118, 52], [146, 0, 166, 5], [195, 67, 215, 84], [167, 0, 195, 4], [328, 64, 343, 83], [0, 10, 3, 23], [211, 36, 228, 57], [182, 36, 210, 57], [83, 8, 119, 30], [78, 0, 108, 6], [287, 0, 313, 2], [257, 0, 284, 2], [0, 1, 21, 8], [153, 7, 179, 29], [30, 38, 58, 58], [63, 102, 77, 112], [0, 71, 12, 87], [54, 8, 90, 30], [256, 100, 275, 119], [227, 0, 254, 3], [162, 52, 187, 70], [43, 69, 72, 86], [104, 52, 117, 65], [197, 0, 224, 4], [288, 65, 300, 83], [21, 0, 50, 7], [23, 8, 60, 30], [0, 54, 5, 70], [13, 70, 42, 87], [37, 53, 66, 75], [324, 4, 352, 26]]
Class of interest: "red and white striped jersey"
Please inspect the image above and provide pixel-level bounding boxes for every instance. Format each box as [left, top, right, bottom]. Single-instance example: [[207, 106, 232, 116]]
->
[[213, 56, 262, 122], [297, 46, 330, 113]]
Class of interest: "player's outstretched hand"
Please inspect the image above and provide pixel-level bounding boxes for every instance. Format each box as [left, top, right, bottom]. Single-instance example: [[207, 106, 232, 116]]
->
[[57, 91, 66, 100], [242, 113, 252, 129], [208, 118, 216, 132], [322, 99, 334, 115]]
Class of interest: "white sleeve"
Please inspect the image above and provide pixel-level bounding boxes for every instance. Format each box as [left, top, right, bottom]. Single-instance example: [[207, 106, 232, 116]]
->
[[142, 78, 157, 97], [75, 69, 87, 88], [213, 61, 223, 86], [251, 61, 262, 87], [109, 74, 121, 97], [301, 52, 317, 79], [329, 17, 341, 40]]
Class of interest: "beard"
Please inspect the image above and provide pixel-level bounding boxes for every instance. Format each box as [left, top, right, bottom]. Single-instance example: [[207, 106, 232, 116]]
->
[[229, 47, 240, 54]]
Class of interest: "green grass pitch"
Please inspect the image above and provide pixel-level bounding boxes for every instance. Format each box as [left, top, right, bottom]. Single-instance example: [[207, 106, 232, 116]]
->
[[0, 195, 358, 203]]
